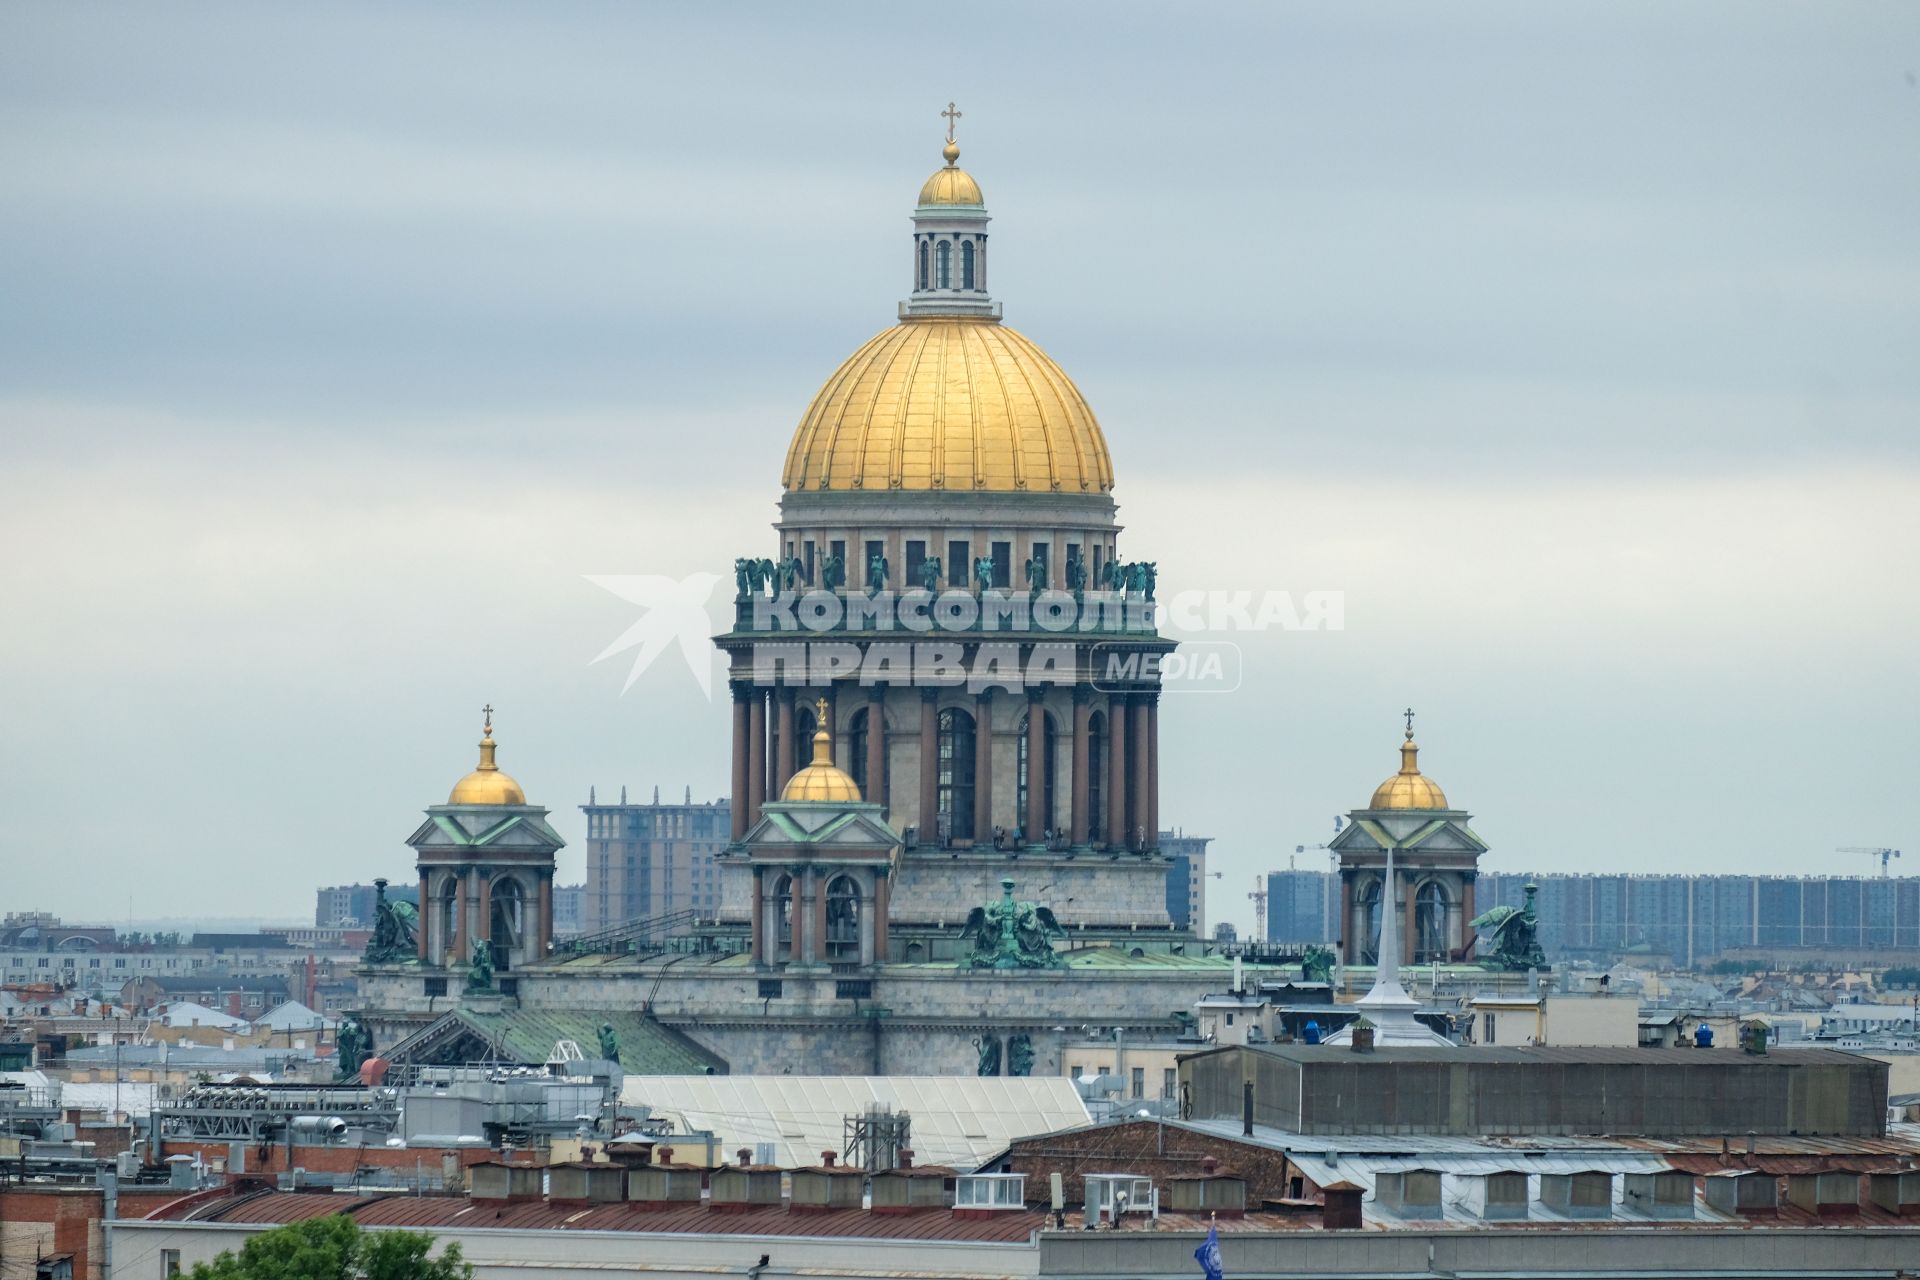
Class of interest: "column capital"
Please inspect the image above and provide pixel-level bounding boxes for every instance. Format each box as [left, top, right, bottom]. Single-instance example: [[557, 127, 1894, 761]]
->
[[1025, 684, 1047, 705], [920, 686, 941, 705], [730, 679, 756, 703], [1071, 684, 1094, 706], [975, 686, 996, 705]]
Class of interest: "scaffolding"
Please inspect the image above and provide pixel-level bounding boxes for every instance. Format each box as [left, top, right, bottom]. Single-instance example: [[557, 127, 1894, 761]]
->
[[842, 1104, 911, 1173]]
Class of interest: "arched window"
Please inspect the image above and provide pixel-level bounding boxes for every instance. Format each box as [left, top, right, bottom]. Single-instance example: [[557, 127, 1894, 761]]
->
[[826, 875, 861, 959], [917, 239, 928, 290], [1016, 710, 1058, 838], [1356, 879, 1382, 965], [1087, 711, 1107, 844], [791, 703, 818, 778], [774, 875, 795, 954], [936, 240, 952, 289], [1415, 881, 1449, 963], [847, 707, 890, 799], [937, 707, 976, 841], [961, 240, 975, 290], [490, 877, 524, 970]]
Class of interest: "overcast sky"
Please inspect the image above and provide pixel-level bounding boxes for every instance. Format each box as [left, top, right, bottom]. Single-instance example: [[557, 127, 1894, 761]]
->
[[2, 3, 1916, 926]]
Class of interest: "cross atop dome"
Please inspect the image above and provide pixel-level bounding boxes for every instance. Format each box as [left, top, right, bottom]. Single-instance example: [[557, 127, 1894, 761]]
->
[[906, 106, 997, 320]]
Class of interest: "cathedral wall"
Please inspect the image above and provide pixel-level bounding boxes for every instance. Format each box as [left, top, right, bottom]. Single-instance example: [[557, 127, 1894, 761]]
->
[[886, 854, 1174, 928]]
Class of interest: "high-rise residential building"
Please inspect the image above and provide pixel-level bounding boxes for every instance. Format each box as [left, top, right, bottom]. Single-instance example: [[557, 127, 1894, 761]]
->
[[315, 883, 418, 928], [579, 789, 732, 933], [551, 883, 586, 938], [1260, 867, 1920, 966], [1267, 868, 1338, 944], [1161, 831, 1212, 934]]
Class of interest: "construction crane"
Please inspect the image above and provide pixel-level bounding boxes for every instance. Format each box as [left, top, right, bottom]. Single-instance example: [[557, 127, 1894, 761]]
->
[[1837, 847, 1903, 877], [1248, 875, 1268, 941]]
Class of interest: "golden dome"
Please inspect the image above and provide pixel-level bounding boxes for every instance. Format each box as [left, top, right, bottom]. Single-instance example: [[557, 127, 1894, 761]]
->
[[781, 700, 862, 803], [1369, 730, 1449, 811], [448, 709, 527, 806], [782, 319, 1114, 493], [918, 153, 983, 206]]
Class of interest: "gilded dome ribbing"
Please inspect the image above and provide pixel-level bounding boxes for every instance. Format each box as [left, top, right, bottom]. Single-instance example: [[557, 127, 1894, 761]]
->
[[781, 318, 1114, 493], [448, 711, 527, 806], [1368, 732, 1449, 811]]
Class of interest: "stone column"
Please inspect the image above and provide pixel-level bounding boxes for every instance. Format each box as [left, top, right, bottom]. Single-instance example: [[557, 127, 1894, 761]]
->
[[747, 688, 767, 823], [1461, 874, 1477, 960], [918, 689, 939, 840], [774, 687, 796, 797], [1128, 694, 1150, 851], [750, 867, 765, 966], [475, 871, 492, 961], [866, 684, 887, 814], [1069, 686, 1091, 847], [537, 874, 552, 959], [1404, 870, 1419, 966], [417, 873, 431, 963], [764, 687, 779, 809], [730, 683, 752, 841], [798, 868, 816, 967], [1146, 691, 1160, 851], [813, 868, 830, 967], [859, 871, 876, 967], [973, 689, 995, 844], [1024, 688, 1047, 843], [451, 871, 468, 963], [1339, 872, 1353, 965], [1105, 693, 1128, 849], [873, 871, 890, 960]]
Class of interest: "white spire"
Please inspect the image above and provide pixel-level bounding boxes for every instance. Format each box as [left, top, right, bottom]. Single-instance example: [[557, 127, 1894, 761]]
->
[[1328, 837, 1453, 1048]]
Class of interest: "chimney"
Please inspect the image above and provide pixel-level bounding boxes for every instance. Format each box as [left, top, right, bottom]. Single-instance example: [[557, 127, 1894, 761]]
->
[[898, 1149, 914, 1170], [1232, 955, 1244, 994], [1242, 1080, 1254, 1136], [1200, 1156, 1218, 1175], [1321, 1181, 1364, 1230], [821, 1151, 837, 1168], [1745, 1132, 1757, 1156], [738, 1148, 754, 1166], [657, 1147, 674, 1166]]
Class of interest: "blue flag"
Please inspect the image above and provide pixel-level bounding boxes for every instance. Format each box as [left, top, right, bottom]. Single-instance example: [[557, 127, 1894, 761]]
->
[[1194, 1224, 1224, 1280]]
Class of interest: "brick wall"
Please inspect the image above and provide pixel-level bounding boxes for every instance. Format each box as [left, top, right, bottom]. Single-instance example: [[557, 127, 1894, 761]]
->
[[0, 1186, 182, 1280], [1004, 1120, 1310, 1208]]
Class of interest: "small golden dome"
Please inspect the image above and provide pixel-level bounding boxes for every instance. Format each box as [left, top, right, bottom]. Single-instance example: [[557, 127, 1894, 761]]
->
[[781, 700, 863, 803], [1369, 730, 1449, 811], [918, 141, 982, 206], [783, 319, 1114, 493], [448, 708, 527, 806]]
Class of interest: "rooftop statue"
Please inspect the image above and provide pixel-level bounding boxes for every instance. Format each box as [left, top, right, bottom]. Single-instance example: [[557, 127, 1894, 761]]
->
[[1471, 883, 1547, 972], [466, 939, 496, 992], [361, 879, 419, 966], [959, 877, 1067, 970], [1301, 943, 1335, 984], [868, 551, 889, 590], [1023, 555, 1047, 593], [918, 554, 943, 592], [973, 556, 994, 593], [335, 1013, 372, 1082], [597, 1021, 622, 1065]]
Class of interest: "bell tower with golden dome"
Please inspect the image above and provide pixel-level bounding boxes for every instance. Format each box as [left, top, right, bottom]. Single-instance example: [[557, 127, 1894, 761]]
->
[[717, 108, 1178, 951], [1330, 711, 1489, 967], [403, 708, 566, 980]]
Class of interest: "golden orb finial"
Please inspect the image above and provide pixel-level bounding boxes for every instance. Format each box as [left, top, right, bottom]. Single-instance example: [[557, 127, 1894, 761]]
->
[[449, 703, 527, 805], [943, 140, 960, 166], [1369, 709, 1448, 811], [780, 695, 862, 803]]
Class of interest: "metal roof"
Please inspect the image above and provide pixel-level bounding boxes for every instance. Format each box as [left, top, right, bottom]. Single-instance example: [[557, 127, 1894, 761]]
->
[[622, 1075, 1088, 1171]]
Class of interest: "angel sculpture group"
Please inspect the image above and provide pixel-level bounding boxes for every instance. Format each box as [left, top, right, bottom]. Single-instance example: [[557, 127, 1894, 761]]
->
[[959, 876, 1068, 971]]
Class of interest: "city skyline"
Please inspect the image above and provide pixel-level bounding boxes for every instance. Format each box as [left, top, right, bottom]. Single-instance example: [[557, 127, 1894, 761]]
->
[[2, 3, 1916, 922]]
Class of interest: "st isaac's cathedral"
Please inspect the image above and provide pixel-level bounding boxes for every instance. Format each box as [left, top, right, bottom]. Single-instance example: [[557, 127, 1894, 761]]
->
[[358, 121, 1486, 1076]]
